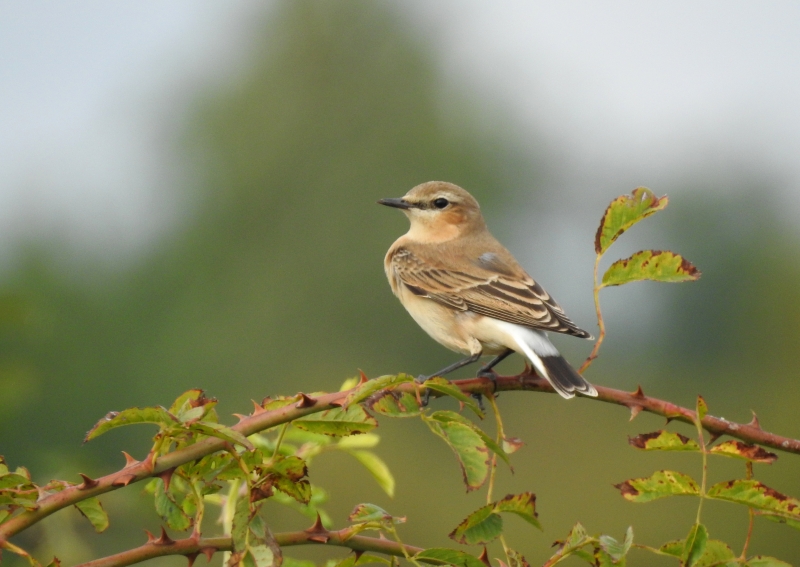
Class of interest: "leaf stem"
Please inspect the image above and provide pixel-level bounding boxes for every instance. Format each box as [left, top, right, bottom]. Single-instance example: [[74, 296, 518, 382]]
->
[[486, 394, 504, 505], [579, 253, 605, 374], [740, 461, 755, 560], [693, 411, 708, 525], [271, 422, 290, 462]]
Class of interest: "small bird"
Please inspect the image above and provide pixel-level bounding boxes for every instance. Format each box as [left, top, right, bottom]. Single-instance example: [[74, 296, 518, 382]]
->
[[379, 181, 597, 399]]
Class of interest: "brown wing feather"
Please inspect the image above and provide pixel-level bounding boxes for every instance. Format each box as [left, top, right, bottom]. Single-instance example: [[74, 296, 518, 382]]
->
[[389, 246, 591, 338]]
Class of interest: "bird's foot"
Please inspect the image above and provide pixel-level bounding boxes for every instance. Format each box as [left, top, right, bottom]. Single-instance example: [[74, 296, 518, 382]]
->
[[476, 368, 500, 397], [416, 374, 432, 406], [471, 392, 485, 412]]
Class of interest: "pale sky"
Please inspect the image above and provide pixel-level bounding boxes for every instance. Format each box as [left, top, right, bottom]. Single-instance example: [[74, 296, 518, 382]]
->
[[1, 1, 799, 260]]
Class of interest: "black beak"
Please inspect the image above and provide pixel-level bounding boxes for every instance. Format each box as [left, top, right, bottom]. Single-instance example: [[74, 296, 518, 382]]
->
[[377, 197, 412, 210]]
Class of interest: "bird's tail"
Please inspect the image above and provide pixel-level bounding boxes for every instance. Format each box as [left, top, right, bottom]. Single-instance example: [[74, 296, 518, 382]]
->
[[499, 322, 598, 399]]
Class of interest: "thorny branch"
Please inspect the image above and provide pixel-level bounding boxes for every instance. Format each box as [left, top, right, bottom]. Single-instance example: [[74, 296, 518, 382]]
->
[[2, 369, 799, 544], [74, 526, 426, 567]]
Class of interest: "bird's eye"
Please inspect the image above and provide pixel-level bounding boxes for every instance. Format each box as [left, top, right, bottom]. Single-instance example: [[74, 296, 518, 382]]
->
[[433, 198, 449, 209]]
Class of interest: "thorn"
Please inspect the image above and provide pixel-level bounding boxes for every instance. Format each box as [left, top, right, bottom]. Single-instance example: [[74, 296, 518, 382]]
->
[[233, 413, 248, 422], [112, 474, 137, 487], [153, 526, 175, 546], [628, 404, 643, 421], [329, 399, 344, 408], [378, 532, 388, 540], [157, 467, 176, 492], [358, 370, 369, 385], [709, 432, 723, 445], [631, 385, 645, 399], [200, 547, 216, 562], [305, 513, 326, 534], [353, 550, 365, 562], [186, 552, 199, 567], [308, 535, 330, 543], [78, 473, 99, 490], [252, 400, 265, 415], [478, 547, 491, 567], [748, 411, 761, 429], [145, 529, 156, 543], [122, 451, 138, 467], [296, 393, 317, 409]]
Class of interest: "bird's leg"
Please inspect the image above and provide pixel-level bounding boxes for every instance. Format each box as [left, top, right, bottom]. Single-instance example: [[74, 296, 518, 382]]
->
[[417, 352, 482, 406], [477, 349, 514, 381]]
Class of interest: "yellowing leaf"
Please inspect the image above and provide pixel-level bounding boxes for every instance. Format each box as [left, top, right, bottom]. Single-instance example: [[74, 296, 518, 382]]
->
[[709, 441, 777, 464], [366, 390, 421, 417], [601, 250, 700, 287], [747, 556, 793, 567], [343, 374, 415, 406], [707, 480, 800, 519], [422, 414, 490, 492], [84, 407, 179, 441], [628, 430, 700, 452], [595, 188, 668, 254], [615, 470, 700, 503]]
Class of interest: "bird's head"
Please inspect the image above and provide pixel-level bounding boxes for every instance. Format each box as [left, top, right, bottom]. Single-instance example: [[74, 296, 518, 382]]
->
[[378, 181, 486, 242]]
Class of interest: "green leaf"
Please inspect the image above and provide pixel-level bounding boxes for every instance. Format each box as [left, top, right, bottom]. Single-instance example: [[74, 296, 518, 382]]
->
[[615, 470, 700, 503], [231, 495, 252, 552], [283, 559, 317, 567], [169, 389, 217, 423], [707, 480, 800, 519], [628, 430, 700, 452], [506, 549, 530, 567], [595, 187, 668, 254], [346, 450, 395, 497], [84, 407, 179, 441], [682, 523, 708, 567], [709, 441, 777, 464], [366, 390, 421, 417], [422, 414, 490, 491], [759, 512, 800, 531], [154, 479, 192, 532], [422, 377, 484, 418], [659, 539, 737, 567], [332, 554, 391, 567], [547, 523, 593, 563], [0, 473, 33, 490], [74, 497, 109, 533], [337, 433, 380, 449], [598, 527, 633, 561], [747, 557, 792, 567], [413, 548, 486, 567], [190, 421, 254, 450], [294, 405, 377, 437], [428, 411, 509, 467], [449, 493, 539, 545], [0, 509, 10, 524], [348, 503, 405, 525], [343, 374, 415, 406], [268, 456, 311, 504], [602, 250, 699, 287]]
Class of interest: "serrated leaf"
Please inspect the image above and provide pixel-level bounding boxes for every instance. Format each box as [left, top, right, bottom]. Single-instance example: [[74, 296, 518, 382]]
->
[[707, 480, 800, 519], [428, 411, 509, 467], [169, 389, 216, 423], [759, 512, 800, 531], [709, 441, 777, 464], [412, 548, 486, 567], [344, 374, 415, 406], [366, 390, 421, 417], [595, 188, 668, 254], [615, 470, 700, 503], [602, 250, 699, 287], [347, 450, 395, 497], [628, 430, 700, 452], [506, 549, 529, 567], [747, 557, 792, 567], [85, 407, 179, 441], [154, 479, 192, 532], [0, 473, 33, 490], [231, 496, 252, 552], [682, 523, 708, 567], [598, 526, 633, 561], [422, 414, 490, 491], [191, 421, 254, 450], [659, 539, 737, 567], [422, 377, 483, 418], [294, 405, 377, 437], [697, 396, 708, 421], [449, 492, 540, 545], [594, 549, 616, 567], [74, 497, 109, 533]]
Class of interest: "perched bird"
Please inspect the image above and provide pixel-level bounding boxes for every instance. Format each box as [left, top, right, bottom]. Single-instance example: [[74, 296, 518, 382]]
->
[[379, 181, 597, 399]]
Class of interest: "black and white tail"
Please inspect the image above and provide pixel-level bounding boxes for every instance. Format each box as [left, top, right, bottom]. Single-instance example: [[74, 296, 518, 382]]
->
[[496, 321, 597, 399]]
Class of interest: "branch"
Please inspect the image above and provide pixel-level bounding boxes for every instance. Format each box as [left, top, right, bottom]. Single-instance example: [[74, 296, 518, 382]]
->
[[2, 370, 799, 542], [74, 526, 425, 567]]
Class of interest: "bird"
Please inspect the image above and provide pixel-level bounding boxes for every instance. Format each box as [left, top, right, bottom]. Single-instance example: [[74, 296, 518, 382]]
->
[[378, 181, 597, 399]]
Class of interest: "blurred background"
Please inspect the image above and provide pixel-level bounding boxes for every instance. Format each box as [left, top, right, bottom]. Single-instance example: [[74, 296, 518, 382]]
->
[[2, 1, 800, 564]]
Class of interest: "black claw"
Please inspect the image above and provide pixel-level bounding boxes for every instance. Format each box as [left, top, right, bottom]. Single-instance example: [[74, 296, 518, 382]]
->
[[471, 392, 485, 412]]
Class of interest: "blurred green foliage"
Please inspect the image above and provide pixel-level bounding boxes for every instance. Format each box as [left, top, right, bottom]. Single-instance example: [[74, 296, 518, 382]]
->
[[2, 1, 800, 565]]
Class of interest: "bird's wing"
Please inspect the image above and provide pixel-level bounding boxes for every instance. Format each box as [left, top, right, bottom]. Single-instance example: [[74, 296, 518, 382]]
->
[[389, 246, 591, 338]]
